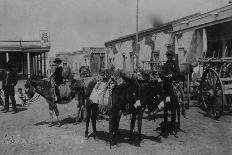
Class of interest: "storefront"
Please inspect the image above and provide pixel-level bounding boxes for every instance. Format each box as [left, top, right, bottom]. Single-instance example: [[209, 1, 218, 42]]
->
[[173, 4, 232, 64], [0, 40, 50, 79]]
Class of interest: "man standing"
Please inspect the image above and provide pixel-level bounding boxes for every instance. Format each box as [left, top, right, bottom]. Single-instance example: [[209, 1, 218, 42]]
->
[[1, 62, 18, 113], [52, 58, 63, 102]]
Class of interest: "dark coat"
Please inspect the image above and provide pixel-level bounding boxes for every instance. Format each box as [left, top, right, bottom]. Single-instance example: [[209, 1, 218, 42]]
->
[[161, 59, 180, 81], [2, 69, 18, 91], [53, 66, 63, 85]]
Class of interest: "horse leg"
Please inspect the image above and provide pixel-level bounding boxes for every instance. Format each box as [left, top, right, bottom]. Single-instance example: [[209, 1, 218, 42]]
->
[[109, 111, 115, 148], [85, 100, 91, 139], [91, 103, 98, 140], [75, 106, 81, 125], [48, 103, 54, 127], [137, 108, 144, 143], [129, 111, 136, 141], [177, 105, 181, 130], [163, 104, 168, 137], [53, 103, 61, 127], [75, 96, 83, 125], [171, 101, 177, 135], [115, 110, 122, 135]]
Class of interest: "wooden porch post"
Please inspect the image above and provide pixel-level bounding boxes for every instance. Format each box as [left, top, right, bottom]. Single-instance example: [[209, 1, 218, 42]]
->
[[6, 53, 9, 62], [36, 55, 39, 76], [33, 56, 35, 75], [27, 52, 30, 78], [44, 52, 46, 77]]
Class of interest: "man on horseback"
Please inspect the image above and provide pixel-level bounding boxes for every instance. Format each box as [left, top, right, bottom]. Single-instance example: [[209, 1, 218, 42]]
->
[[152, 50, 180, 117], [1, 62, 18, 113], [52, 58, 63, 102], [162, 50, 180, 100]]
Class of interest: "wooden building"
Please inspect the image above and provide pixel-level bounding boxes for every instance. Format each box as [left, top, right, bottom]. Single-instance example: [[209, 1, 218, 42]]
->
[[54, 47, 105, 76], [104, 14, 200, 73], [173, 4, 232, 63], [104, 4, 232, 74], [0, 40, 50, 79]]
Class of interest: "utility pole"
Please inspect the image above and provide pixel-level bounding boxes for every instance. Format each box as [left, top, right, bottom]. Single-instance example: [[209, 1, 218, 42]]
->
[[135, 0, 139, 70]]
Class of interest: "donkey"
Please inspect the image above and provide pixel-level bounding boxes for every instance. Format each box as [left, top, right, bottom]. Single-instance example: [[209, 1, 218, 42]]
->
[[25, 76, 85, 127], [84, 73, 141, 147]]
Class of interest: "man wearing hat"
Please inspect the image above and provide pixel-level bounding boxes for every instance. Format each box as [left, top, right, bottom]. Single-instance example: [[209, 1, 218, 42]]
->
[[1, 62, 18, 113], [162, 50, 180, 81], [151, 50, 180, 119], [52, 58, 63, 102]]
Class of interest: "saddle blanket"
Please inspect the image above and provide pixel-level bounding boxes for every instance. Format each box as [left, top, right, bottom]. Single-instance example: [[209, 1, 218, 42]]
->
[[59, 82, 71, 99], [89, 82, 110, 106]]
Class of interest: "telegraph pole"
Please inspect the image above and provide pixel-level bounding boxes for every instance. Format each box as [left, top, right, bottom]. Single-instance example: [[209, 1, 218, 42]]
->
[[135, 0, 139, 70]]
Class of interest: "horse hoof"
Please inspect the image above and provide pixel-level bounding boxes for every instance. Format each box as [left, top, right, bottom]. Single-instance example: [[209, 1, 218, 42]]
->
[[93, 133, 97, 140], [48, 123, 54, 127], [73, 121, 80, 125], [161, 132, 168, 138], [57, 122, 62, 127], [138, 138, 142, 144], [128, 136, 132, 141], [85, 132, 88, 139]]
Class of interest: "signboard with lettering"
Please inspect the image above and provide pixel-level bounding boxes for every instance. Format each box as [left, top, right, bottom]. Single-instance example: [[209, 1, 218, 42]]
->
[[40, 30, 50, 47]]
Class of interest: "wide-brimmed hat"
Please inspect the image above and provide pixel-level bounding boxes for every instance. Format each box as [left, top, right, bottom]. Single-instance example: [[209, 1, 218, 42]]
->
[[166, 50, 175, 56], [53, 58, 62, 63]]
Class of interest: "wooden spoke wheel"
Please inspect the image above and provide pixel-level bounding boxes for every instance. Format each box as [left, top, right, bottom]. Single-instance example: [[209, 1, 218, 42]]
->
[[200, 68, 224, 119]]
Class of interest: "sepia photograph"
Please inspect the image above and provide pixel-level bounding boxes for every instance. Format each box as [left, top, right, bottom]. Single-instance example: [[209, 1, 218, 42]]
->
[[0, 0, 232, 154]]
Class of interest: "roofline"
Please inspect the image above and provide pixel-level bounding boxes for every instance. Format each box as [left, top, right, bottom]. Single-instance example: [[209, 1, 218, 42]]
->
[[104, 24, 172, 47], [104, 13, 201, 47], [0, 40, 41, 42], [173, 4, 232, 31], [82, 47, 105, 49]]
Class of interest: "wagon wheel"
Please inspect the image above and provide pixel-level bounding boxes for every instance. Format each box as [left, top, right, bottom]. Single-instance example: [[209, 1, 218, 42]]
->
[[200, 68, 224, 119]]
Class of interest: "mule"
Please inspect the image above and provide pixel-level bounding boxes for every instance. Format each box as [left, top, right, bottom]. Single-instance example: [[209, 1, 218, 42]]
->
[[161, 75, 186, 137], [25, 76, 85, 127], [109, 73, 166, 147], [84, 74, 141, 147]]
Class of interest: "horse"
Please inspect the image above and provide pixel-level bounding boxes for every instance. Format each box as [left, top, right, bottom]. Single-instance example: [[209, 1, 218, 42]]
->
[[84, 73, 142, 147], [24, 76, 85, 127], [160, 75, 186, 137], [109, 72, 166, 147]]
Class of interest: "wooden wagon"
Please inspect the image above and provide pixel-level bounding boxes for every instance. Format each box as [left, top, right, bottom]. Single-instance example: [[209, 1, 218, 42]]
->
[[198, 57, 232, 119]]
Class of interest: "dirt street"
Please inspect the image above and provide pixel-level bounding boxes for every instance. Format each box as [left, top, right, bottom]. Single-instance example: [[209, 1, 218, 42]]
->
[[0, 81, 232, 155]]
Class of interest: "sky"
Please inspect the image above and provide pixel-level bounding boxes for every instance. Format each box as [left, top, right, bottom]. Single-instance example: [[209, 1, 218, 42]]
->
[[0, 0, 229, 55]]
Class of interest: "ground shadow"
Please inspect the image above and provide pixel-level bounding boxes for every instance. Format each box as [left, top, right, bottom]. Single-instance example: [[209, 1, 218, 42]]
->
[[34, 115, 85, 126], [197, 111, 209, 118], [154, 121, 186, 138], [34, 121, 54, 126], [143, 113, 171, 120], [1, 107, 27, 114], [89, 128, 161, 147], [14, 107, 27, 113]]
